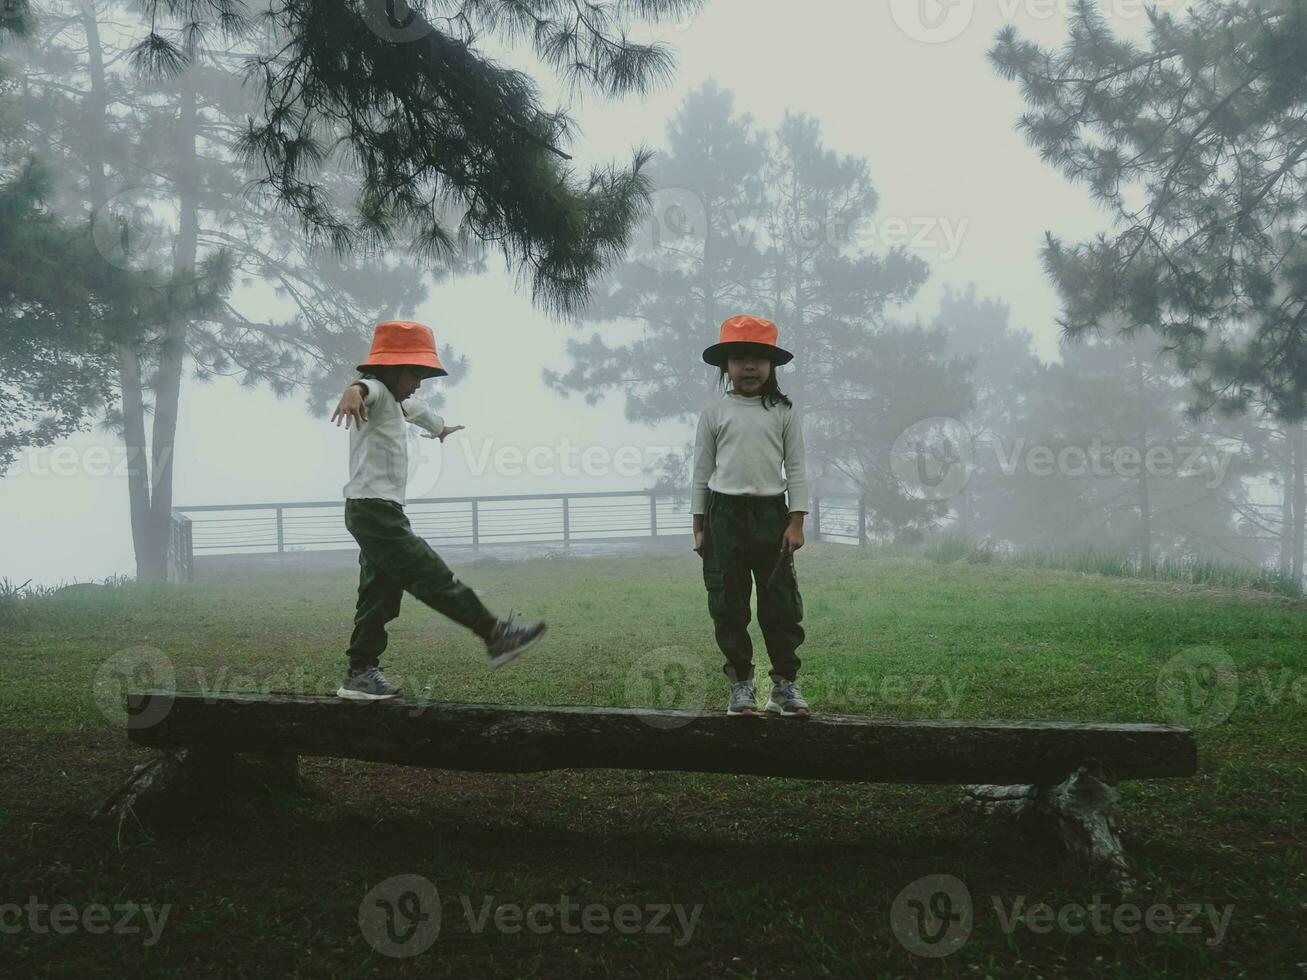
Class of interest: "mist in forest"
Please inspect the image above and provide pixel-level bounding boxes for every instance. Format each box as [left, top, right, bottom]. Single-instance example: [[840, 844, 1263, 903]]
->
[[6, 0, 1298, 591]]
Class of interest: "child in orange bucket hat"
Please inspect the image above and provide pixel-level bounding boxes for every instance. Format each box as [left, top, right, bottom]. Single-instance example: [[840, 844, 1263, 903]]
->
[[693, 315, 811, 717], [329, 320, 547, 699]]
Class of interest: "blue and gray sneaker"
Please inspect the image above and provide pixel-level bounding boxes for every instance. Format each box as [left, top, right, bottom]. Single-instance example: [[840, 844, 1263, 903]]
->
[[486, 612, 547, 669], [336, 665, 402, 700], [727, 679, 758, 716], [765, 678, 810, 717]]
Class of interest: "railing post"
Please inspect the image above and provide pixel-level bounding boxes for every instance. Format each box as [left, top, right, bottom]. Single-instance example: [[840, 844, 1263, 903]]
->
[[471, 499, 480, 551], [562, 495, 571, 548], [812, 496, 821, 540], [649, 492, 658, 537], [168, 510, 193, 583], [858, 495, 867, 547], [275, 507, 285, 553]]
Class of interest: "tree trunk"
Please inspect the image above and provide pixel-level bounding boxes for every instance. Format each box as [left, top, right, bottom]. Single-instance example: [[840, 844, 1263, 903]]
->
[[117, 342, 153, 577], [1134, 337, 1153, 576], [138, 73, 200, 581], [82, 7, 156, 581], [1293, 420, 1305, 586], [1279, 424, 1294, 576]]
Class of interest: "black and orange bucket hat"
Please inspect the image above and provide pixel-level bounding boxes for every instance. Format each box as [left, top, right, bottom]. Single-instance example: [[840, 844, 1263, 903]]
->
[[357, 320, 448, 378], [702, 315, 794, 367]]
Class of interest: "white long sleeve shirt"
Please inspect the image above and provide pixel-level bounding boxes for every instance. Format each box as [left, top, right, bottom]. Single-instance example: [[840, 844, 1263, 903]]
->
[[691, 392, 809, 515], [342, 378, 446, 505]]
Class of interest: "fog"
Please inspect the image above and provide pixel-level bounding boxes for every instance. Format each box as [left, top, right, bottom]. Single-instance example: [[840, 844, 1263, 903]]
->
[[9, 0, 1271, 589]]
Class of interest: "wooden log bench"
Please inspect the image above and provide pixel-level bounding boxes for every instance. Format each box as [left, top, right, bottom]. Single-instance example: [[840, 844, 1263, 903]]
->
[[94, 690, 1198, 887]]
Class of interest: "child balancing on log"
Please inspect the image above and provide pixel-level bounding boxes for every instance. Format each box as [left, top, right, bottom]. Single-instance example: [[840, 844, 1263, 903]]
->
[[329, 320, 547, 700], [692, 315, 811, 717]]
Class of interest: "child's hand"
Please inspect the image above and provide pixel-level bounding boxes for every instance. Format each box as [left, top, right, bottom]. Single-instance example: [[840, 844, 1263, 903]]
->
[[421, 424, 465, 442], [781, 526, 805, 555], [693, 528, 704, 554], [331, 383, 368, 429]]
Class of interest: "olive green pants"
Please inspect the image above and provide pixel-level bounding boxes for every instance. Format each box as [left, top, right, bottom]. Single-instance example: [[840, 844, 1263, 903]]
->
[[344, 497, 498, 672], [700, 490, 805, 683]]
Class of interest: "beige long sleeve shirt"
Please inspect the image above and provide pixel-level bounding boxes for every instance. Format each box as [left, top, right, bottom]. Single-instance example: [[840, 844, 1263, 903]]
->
[[342, 378, 446, 505], [691, 392, 809, 515]]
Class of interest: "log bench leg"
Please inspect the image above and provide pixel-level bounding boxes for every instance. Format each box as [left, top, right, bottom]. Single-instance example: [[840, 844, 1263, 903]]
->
[[92, 747, 303, 841], [959, 764, 1136, 891]]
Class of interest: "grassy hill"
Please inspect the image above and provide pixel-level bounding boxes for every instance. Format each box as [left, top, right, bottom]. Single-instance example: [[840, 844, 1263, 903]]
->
[[1, 542, 1302, 977]]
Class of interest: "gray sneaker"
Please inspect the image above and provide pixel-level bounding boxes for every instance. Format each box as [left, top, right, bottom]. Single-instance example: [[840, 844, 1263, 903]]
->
[[765, 678, 810, 717], [727, 679, 758, 716], [336, 665, 401, 700], [486, 612, 548, 669]]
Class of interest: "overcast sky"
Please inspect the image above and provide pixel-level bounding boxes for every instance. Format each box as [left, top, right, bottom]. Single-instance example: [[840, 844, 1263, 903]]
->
[[0, 0, 1197, 585]]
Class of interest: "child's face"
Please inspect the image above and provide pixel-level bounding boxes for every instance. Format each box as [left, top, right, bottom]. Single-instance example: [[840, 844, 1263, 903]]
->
[[390, 366, 425, 401], [726, 353, 771, 395]]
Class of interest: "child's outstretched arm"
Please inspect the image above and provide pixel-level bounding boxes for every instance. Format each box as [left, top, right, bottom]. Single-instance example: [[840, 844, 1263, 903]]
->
[[781, 407, 809, 554], [402, 400, 465, 443], [331, 380, 372, 429], [691, 409, 716, 554]]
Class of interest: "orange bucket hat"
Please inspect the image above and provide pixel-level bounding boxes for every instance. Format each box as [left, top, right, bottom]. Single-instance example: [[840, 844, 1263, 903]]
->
[[702, 315, 793, 368], [357, 320, 447, 378]]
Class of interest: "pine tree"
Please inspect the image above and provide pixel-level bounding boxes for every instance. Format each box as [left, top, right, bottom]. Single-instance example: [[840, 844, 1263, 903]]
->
[[545, 83, 960, 542], [990, 0, 1307, 578]]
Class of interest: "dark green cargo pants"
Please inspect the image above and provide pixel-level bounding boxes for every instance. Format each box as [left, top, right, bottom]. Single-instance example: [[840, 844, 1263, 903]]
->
[[344, 497, 498, 672], [700, 489, 805, 683]]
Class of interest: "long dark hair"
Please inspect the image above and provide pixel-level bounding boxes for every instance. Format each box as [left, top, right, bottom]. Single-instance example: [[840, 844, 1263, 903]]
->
[[716, 366, 793, 410]]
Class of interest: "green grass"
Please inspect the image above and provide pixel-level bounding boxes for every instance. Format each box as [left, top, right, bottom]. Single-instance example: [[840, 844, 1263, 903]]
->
[[2, 542, 1304, 978], [919, 528, 1302, 596]]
